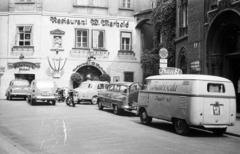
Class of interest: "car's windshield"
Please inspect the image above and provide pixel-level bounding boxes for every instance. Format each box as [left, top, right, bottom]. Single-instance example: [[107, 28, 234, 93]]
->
[[79, 83, 92, 89], [13, 80, 29, 86], [36, 81, 55, 88]]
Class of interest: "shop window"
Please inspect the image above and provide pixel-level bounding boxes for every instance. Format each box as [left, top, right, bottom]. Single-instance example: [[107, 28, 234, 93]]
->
[[122, 0, 131, 9], [121, 32, 132, 51], [179, 0, 188, 37], [124, 72, 134, 82], [75, 29, 89, 48], [92, 30, 105, 49], [17, 26, 32, 46]]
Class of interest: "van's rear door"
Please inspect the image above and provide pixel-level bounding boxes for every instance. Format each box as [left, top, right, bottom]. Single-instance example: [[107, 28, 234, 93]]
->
[[203, 97, 230, 125]]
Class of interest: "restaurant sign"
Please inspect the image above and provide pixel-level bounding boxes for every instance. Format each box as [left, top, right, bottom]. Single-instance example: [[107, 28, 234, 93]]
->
[[159, 67, 182, 75], [13, 62, 36, 71], [50, 16, 129, 28]]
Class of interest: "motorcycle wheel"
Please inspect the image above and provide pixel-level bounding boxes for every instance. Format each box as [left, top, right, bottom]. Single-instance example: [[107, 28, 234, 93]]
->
[[66, 97, 69, 106]]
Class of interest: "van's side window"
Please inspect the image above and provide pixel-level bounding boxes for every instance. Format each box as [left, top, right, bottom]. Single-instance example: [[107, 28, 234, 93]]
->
[[107, 84, 115, 91], [207, 83, 225, 93]]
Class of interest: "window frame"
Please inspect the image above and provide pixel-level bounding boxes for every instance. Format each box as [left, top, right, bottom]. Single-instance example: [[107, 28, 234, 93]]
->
[[120, 31, 132, 51], [92, 29, 105, 49], [18, 0, 35, 2], [124, 72, 134, 82], [16, 26, 32, 46], [179, 0, 188, 37], [122, 0, 131, 9], [75, 29, 89, 48]]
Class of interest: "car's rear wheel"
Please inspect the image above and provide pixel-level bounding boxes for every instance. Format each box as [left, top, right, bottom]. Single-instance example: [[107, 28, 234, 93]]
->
[[174, 119, 189, 135], [113, 105, 122, 115], [91, 96, 98, 105], [98, 101, 103, 110], [140, 109, 152, 125]]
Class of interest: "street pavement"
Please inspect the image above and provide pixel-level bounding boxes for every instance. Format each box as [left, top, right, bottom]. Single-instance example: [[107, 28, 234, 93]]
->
[[0, 99, 240, 154]]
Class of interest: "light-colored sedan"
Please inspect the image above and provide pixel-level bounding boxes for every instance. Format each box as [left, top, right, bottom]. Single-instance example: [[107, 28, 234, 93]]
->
[[74, 81, 109, 104], [5, 79, 30, 100]]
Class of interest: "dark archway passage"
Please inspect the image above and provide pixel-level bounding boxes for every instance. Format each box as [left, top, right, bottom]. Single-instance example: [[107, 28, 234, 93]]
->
[[207, 10, 240, 112]]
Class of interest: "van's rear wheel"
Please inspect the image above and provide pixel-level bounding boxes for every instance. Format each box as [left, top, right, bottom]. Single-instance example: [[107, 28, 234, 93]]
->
[[212, 128, 227, 136], [174, 119, 189, 135], [140, 109, 152, 125]]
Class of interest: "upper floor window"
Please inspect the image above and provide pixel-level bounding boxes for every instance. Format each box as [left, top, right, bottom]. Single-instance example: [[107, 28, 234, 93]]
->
[[92, 30, 105, 49], [121, 32, 132, 50], [76, 0, 106, 7], [124, 72, 134, 82], [179, 0, 188, 37], [75, 29, 89, 48], [17, 26, 32, 46], [122, 0, 131, 9], [18, 0, 34, 2]]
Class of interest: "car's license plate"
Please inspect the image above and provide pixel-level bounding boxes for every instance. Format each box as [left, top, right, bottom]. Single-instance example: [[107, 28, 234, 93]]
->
[[42, 93, 49, 96], [213, 106, 220, 115]]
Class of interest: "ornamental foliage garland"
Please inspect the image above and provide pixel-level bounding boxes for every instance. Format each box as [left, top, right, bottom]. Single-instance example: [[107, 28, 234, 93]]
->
[[141, 0, 176, 77]]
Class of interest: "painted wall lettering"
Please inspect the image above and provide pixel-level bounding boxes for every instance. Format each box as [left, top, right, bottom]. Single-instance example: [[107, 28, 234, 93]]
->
[[50, 17, 129, 28]]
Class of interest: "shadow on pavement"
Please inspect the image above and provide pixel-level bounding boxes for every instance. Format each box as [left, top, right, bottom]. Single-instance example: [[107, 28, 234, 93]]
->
[[133, 120, 230, 138], [95, 108, 138, 117]]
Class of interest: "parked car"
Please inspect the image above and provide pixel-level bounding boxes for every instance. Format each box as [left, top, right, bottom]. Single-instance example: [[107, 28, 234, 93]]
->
[[5, 79, 30, 100], [26, 79, 57, 105], [97, 82, 140, 115], [74, 81, 109, 104]]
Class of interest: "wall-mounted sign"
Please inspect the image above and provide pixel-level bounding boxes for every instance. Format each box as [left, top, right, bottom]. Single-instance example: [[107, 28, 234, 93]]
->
[[159, 48, 168, 59], [50, 17, 129, 28], [13, 62, 36, 71], [48, 57, 67, 78], [190, 61, 201, 72], [159, 67, 182, 75]]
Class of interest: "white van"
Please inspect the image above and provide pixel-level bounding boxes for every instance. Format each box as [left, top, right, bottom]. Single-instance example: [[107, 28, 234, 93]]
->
[[137, 74, 236, 136]]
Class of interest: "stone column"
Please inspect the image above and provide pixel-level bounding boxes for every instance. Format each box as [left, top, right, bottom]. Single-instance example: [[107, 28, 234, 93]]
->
[[211, 53, 222, 76]]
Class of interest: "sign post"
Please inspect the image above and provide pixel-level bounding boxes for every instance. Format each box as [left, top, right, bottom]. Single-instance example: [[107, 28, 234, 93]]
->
[[159, 48, 168, 68]]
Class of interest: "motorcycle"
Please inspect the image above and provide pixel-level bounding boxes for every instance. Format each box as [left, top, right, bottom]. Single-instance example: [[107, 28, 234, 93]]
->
[[66, 89, 78, 107], [56, 88, 66, 102]]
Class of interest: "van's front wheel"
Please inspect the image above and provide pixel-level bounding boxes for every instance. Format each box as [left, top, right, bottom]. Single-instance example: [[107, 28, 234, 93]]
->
[[140, 109, 152, 125], [174, 119, 189, 135]]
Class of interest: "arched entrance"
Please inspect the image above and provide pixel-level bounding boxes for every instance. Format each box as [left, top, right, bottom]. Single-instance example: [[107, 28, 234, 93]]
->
[[207, 10, 240, 112], [178, 47, 188, 74], [72, 62, 106, 88]]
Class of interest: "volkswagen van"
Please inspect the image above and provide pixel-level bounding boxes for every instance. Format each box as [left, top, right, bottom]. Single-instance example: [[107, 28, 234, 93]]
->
[[27, 79, 57, 105], [137, 75, 236, 136]]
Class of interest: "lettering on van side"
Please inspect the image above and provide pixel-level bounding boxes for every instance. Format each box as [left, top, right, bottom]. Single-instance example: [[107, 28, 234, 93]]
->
[[155, 96, 172, 103], [151, 82, 178, 92]]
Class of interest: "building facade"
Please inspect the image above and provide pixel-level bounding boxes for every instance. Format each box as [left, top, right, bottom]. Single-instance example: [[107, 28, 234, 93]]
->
[[0, 0, 154, 98], [175, 0, 240, 112]]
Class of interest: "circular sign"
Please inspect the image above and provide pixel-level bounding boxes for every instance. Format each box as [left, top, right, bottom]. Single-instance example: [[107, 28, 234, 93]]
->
[[159, 48, 168, 59]]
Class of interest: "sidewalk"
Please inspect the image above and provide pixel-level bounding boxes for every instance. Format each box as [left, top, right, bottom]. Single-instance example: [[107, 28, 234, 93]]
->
[[225, 113, 240, 137]]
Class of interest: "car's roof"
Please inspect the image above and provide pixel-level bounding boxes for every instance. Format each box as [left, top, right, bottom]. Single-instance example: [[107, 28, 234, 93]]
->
[[11, 79, 29, 81], [82, 80, 109, 84], [146, 74, 231, 82], [33, 79, 55, 82], [109, 82, 137, 86]]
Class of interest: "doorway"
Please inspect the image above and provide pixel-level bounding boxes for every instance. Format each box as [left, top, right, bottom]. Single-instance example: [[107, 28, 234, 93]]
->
[[228, 57, 240, 112], [15, 74, 35, 84]]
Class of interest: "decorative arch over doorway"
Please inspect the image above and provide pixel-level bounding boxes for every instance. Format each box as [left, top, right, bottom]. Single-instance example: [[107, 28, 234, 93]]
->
[[72, 61, 106, 81], [178, 47, 188, 74]]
